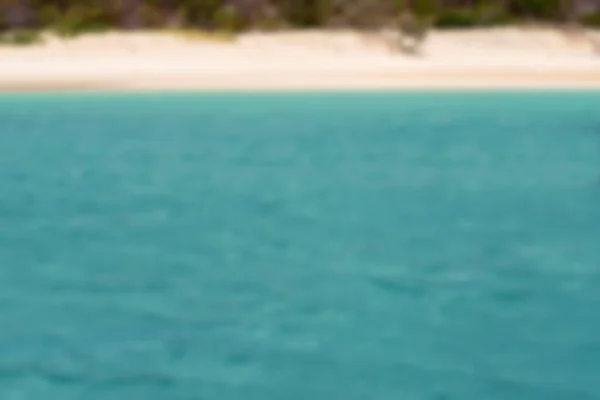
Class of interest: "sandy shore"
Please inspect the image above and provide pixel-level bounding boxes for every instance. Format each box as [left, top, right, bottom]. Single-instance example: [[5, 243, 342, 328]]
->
[[0, 28, 599, 91]]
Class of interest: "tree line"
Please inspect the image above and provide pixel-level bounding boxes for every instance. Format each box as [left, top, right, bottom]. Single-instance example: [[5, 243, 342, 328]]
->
[[0, 0, 599, 35]]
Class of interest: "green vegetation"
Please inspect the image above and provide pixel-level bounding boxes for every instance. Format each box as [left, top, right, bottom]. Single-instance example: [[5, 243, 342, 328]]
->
[[508, 0, 565, 20], [411, 0, 439, 18], [581, 12, 600, 27], [0, 29, 42, 45], [212, 6, 244, 33], [0, 0, 597, 37], [436, 8, 481, 28], [435, 2, 512, 28], [52, 6, 114, 37]]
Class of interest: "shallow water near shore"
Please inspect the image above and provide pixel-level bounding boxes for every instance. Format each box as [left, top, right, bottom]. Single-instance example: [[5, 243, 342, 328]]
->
[[1, 91, 600, 399]]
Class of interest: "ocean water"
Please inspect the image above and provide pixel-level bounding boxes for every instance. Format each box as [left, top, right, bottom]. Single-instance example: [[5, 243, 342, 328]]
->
[[0, 92, 599, 399]]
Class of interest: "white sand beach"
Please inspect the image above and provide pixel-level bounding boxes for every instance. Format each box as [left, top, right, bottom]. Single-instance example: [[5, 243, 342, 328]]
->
[[0, 28, 599, 91]]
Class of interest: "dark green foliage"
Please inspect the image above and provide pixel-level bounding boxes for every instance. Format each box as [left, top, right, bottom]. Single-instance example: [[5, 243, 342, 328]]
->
[[435, 2, 511, 28], [213, 5, 243, 32], [54, 5, 115, 36], [0, 0, 595, 38], [37, 4, 61, 28], [181, 0, 221, 28], [581, 12, 600, 27], [509, 0, 565, 20], [280, 0, 333, 28], [0, 28, 42, 45], [412, 0, 439, 18], [436, 8, 479, 27], [476, 1, 512, 26]]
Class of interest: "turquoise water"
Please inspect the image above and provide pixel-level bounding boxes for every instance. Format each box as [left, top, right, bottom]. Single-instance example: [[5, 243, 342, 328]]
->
[[1, 92, 599, 399]]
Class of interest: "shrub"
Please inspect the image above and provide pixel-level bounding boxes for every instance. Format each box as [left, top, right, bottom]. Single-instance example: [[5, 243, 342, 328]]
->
[[509, 0, 564, 20], [37, 5, 61, 29], [435, 8, 479, 28], [411, 0, 438, 19], [181, 0, 221, 29], [434, 2, 512, 29], [0, 29, 42, 46], [54, 6, 114, 37], [581, 12, 600, 28], [212, 6, 243, 33], [476, 1, 512, 26]]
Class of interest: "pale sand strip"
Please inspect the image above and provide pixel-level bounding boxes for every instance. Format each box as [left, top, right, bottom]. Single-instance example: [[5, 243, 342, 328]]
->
[[0, 29, 599, 91], [124, 70, 600, 91], [2, 71, 599, 92]]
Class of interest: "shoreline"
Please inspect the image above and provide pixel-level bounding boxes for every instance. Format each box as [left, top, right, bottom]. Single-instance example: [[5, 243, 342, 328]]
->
[[1, 29, 599, 92], [2, 70, 600, 92]]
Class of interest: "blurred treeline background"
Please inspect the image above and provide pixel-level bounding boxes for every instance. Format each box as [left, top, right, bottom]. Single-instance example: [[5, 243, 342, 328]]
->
[[0, 0, 599, 35]]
